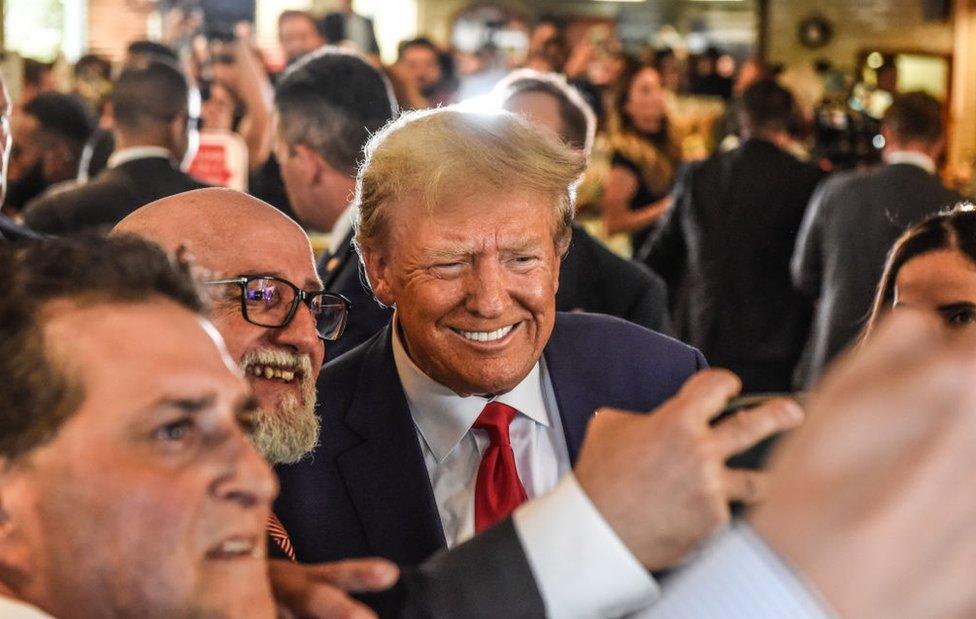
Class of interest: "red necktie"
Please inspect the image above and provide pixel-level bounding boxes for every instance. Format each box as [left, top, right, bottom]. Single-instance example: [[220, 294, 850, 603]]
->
[[473, 402, 528, 533]]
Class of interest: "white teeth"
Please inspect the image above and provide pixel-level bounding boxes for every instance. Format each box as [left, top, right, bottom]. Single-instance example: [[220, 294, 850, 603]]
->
[[247, 364, 299, 382], [264, 367, 275, 379], [218, 539, 255, 555], [458, 325, 514, 342], [281, 370, 294, 381]]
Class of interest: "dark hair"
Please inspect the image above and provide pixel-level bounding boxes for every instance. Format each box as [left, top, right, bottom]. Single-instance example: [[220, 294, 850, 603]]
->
[[278, 9, 322, 33], [883, 91, 944, 145], [74, 53, 112, 81], [111, 59, 190, 131], [396, 37, 440, 62], [275, 48, 397, 176], [0, 235, 204, 461], [501, 73, 592, 152], [23, 92, 95, 148], [22, 58, 53, 87], [864, 204, 976, 337], [612, 60, 670, 145], [740, 79, 796, 135], [125, 40, 179, 63]]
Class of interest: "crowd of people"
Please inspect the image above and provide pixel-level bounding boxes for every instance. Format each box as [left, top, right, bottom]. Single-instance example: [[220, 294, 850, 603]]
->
[[1, 6, 975, 619]]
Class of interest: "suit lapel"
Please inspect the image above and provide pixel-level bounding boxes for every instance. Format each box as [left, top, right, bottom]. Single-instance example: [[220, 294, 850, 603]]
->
[[542, 319, 597, 464], [320, 230, 355, 289], [335, 326, 447, 564]]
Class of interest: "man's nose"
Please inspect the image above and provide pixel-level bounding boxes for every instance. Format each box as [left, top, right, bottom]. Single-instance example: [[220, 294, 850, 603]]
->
[[465, 260, 508, 318]]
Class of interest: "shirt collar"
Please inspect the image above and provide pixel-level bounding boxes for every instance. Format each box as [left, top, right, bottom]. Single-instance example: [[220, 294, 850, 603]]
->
[[329, 205, 356, 252], [107, 146, 175, 169], [0, 595, 55, 618], [391, 314, 550, 463], [884, 150, 936, 175]]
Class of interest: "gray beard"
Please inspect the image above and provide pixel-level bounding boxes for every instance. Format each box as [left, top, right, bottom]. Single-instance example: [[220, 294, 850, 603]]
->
[[251, 385, 319, 465]]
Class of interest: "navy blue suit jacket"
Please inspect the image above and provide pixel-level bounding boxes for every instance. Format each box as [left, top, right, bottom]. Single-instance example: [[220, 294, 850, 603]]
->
[[274, 312, 706, 566]]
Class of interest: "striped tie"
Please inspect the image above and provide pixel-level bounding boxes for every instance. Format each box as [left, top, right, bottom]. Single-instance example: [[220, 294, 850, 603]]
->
[[266, 513, 296, 561]]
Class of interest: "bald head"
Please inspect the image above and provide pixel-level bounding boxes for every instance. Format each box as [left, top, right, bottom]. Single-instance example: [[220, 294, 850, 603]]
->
[[115, 188, 314, 276], [114, 187, 326, 466]]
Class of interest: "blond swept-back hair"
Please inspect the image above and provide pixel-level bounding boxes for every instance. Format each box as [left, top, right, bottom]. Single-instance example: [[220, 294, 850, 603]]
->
[[354, 107, 586, 255]]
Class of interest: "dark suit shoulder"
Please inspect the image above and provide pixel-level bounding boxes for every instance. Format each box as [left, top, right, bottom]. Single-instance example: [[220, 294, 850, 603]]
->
[[551, 311, 704, 372]]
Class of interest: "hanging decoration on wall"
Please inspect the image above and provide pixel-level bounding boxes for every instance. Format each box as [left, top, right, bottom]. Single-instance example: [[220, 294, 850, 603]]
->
[[798, 15, 834, 49]]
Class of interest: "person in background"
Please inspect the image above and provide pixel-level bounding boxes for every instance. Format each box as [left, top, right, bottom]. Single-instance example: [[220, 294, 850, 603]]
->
[[497, 69, 672, 334], [792, 91, 959, 386], [321, 0, 381, 63], [862, 205, 976, 339], [0, 74, 43, 242], [643, 79, 824, 394], [71, 53, 112, 115], [16, 94, 95, 207], [23, 59, 207, 234], [125, 39, 179, 65], [5, 93, 94, 216], [272, 48, 396, 359], [277, 10, 326, 67], [17, 59, 56, 107], [601, 60, 680, 253], [392, 37, 455, 109]]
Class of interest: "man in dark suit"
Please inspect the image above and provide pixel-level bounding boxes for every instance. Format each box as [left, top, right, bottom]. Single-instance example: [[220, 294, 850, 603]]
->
[[273, 49, 397, 359], [273, 107, 800, 615], [23, 59, 207, 234], [498, 68, 672, 333], [0, 75, 43, 244], [642, 79, 825, 393], [792, 91, 959, 386]]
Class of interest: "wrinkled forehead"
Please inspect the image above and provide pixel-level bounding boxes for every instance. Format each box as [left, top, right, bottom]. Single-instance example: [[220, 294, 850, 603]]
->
[[191, 224, 320, 287]]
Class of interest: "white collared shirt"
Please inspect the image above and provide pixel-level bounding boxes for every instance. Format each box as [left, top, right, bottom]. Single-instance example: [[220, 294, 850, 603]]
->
[[392, 319, 659, 617], [0, 596, 55, 618], [329, 205, 356, 254], [391, 318, 571, 546], [106, 146, 175, 169], [884, 150, 936, 175]]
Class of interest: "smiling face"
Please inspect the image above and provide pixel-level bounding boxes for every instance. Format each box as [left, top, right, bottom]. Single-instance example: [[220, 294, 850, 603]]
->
[[1, 300, 277, 618], [894, 249, 976, 334], [363, 191, 561, 396], [115, 190, 326, 464]]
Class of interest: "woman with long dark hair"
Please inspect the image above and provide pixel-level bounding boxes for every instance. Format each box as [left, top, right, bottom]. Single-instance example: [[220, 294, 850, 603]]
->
[[864, 204, 976, 339], [601, 61, 681, 254]]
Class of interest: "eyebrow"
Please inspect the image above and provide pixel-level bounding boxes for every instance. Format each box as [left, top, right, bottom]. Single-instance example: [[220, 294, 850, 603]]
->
[[150, 393, 218, 415], [937, 302, 976, 313], [425, 237, 545, 260], [237, 271, 323, 292]]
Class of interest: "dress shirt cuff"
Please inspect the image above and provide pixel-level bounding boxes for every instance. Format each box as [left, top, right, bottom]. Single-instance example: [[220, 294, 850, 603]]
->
[[512, 473, 659, 618], [641, 523, 835, 619]]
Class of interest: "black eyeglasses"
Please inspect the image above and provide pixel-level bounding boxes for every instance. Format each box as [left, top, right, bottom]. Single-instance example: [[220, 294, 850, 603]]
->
[[204, 275, 350, 342]]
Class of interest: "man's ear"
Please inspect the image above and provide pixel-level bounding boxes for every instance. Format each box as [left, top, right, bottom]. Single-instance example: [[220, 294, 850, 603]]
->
[[360, 244, 396, 307], [293, 144, 327, 186]]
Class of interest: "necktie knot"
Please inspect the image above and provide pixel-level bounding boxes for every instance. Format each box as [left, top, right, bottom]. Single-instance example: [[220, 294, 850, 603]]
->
[[473, 401, 519, 446]]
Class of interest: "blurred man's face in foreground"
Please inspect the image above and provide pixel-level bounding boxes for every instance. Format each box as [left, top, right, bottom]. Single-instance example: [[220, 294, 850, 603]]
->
[[0, 299, 278, 618]]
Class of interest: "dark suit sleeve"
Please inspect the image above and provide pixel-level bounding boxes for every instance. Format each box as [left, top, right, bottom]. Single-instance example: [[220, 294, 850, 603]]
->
[[639, 167, 689, 291], [392, 519, 545, 618], [628, 271, 673, 336], [22, 194, 68, 235], [791, 179, 829, 299]]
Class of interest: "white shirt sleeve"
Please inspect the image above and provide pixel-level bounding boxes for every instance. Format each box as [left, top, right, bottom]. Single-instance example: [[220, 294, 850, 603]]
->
[[637, 524, 835, 619], [512, 473, 660, 618]]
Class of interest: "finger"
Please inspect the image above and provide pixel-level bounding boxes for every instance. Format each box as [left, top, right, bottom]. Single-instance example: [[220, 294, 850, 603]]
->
[[724, 469, 768, 504], [713, 398, 804, 458], [671, 368, 743, 425], [305, 558, 399, 592], [281, 583, 378, 619]]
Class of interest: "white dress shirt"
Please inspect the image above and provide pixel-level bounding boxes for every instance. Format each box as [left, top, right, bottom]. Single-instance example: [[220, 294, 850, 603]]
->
[[639, 524, 835, 619], [884, 150, 936, 175], [106, 146, 174, 169], [329, 205, 356, 252], [392, 320, 659, 617], [0, 596, 54, 618], [391, 319, 571, 546]]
